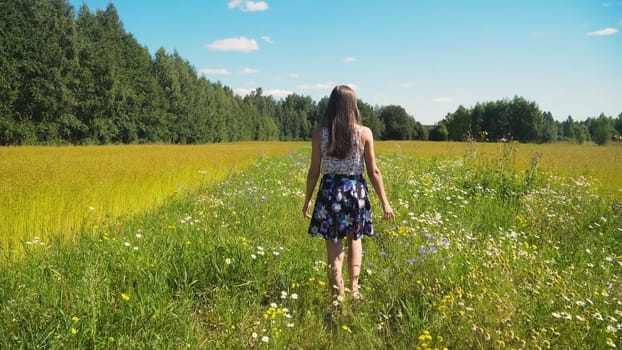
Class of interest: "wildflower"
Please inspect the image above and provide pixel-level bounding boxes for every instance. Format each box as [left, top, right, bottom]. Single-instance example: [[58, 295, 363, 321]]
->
[[251, 254, 257, 259], [123, 242, 130, 247], [418, 330, 433, 342], [136, 233, 143, 239], [71, 328, 78, 335], [342, 325, 352, 333], [225, 258, 232, 265], [252, 332, 258, 339], [71, 316, 80, 322], [607, 338, 616, 348], [291, 293, 298, 300], [261, 336, 269, 343], [121, 293, 130, 301]]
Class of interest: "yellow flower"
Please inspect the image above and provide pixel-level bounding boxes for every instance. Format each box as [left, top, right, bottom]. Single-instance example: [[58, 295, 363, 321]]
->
[[341, 325, 352, 333], [71, 316, 80, 322], [121, 293, 130, 301], [71, 328, 78, 335]]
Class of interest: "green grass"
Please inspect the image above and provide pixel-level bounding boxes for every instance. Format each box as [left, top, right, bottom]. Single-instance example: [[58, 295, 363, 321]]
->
[[0, 145, 621, 349]]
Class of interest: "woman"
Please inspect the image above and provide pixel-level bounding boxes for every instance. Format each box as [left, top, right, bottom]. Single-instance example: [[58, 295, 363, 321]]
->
[[303, 85, 394, 299]]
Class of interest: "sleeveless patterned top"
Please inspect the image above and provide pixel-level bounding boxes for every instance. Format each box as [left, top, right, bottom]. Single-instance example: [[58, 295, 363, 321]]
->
[[320, 125, 365, 175]]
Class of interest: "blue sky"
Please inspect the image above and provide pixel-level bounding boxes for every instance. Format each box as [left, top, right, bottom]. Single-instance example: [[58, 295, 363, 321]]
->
[[69, 0, 622, 124]]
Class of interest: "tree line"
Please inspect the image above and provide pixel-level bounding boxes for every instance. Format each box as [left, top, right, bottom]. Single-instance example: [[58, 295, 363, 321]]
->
[[434, 96, 622, 145], [1, 1, 619, 146]]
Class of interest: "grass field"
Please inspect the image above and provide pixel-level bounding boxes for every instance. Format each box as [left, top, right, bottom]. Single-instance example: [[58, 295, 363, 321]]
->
[[0, 141, 620, 348], [0, 142, 304, 256]]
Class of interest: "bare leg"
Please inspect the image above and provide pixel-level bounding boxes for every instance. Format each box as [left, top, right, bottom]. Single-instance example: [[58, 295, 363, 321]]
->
[[347, 235, 362, 297], [326, 240, 345, 296]]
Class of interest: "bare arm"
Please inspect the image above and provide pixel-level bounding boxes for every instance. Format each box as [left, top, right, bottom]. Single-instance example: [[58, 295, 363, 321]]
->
[[362, 127, 394, 221], [303, 128, 323, 218]]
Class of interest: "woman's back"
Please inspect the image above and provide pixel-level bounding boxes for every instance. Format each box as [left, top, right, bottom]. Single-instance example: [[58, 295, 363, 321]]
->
[[320, 125, 365, 175]]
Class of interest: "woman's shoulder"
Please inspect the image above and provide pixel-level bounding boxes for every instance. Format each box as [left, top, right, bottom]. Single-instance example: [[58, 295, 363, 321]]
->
[[359, 125, 373, 139]]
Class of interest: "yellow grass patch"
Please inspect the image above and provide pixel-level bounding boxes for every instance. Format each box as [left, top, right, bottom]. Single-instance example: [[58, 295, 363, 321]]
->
[[0, 142, 304, 251], [375, 141, 622, 193]]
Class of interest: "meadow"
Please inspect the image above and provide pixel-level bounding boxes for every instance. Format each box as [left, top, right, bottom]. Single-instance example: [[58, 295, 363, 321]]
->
[[0, 141, 621, 349], [0, 142, 303, 256]]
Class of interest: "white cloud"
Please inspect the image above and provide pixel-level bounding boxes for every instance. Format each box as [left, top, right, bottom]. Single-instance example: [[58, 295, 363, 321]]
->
[[228, 0, 243, 8], [206, 37, 259, 52], [261, 36, 273, 44], [432, 97, 453, 102], [602, 1, 622, 7], [288, 73, 299, 79], [298, 82, 335, 90], [264, 89, 293, 98], [239, 68, 259, 74], [299, 82, 357, 91], [586, 27, 618, 36], [234, 88, 253, 96], [228, 0, 268, 12], [342, 57, 357, 63], [199, 68, 231, 75], [233, 88, 292, 98]]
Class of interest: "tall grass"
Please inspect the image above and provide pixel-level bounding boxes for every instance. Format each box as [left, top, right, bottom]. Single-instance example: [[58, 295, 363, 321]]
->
[[376, 141, 622, 192], [0, 142, 620, 348], [0, 142, 303, 255]]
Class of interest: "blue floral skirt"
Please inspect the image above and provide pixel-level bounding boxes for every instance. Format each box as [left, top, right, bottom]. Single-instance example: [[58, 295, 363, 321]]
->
[[308, 174, 373, 242]]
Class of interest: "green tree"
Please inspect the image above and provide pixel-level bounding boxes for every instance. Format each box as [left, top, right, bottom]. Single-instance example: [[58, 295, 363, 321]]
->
[[538, 111, 558, 143], [590, 114, 614, 146], [444, 105, 471, 141], [379, 105, 417, 140], [429, 122, 449, 141], [614, 113, 622, 138], [358, 100, 384, 138]]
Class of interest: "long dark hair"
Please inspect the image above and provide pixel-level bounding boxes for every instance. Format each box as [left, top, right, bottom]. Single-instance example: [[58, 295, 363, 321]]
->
[[321, 85, 362, 159]]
